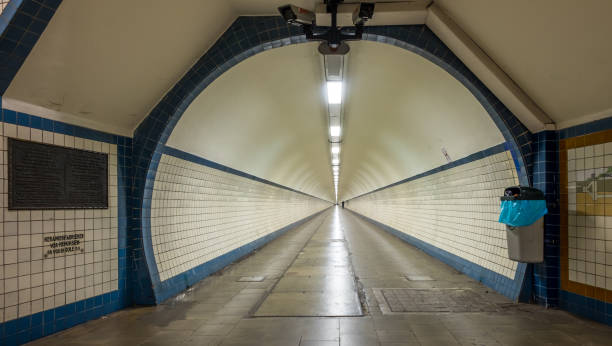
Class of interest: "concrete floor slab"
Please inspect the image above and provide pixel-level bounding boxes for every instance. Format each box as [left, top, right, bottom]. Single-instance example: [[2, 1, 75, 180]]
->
[[26, 207, 611, 346]]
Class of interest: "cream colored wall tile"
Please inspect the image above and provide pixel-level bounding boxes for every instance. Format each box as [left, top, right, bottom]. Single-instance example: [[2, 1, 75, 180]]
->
[[151, 154, 330, 282], [346, 150, 519, 279]]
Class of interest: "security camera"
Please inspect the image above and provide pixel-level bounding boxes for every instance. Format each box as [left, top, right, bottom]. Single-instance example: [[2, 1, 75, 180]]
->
[[354, 2, 375, 26], [278, 4, 315, 26]]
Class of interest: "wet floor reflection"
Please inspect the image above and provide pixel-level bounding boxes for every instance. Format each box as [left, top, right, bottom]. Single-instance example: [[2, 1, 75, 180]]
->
[[254, 206, 362, 317]]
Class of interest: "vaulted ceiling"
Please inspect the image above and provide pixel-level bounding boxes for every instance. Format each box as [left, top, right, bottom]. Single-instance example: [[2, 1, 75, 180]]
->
[[2, 0, 611, 199], [167, 41, 503, 201]]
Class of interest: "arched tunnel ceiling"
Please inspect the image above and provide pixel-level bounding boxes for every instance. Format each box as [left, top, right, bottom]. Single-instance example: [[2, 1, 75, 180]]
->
[[167, 42, 334, 201], [168, 41, 504, 201], [339, 41, 503, 200], [3, 0, 612, 135]]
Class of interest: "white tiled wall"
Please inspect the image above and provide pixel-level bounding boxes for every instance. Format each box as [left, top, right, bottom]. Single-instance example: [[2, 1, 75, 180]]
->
[[566, 142, 612, 290], [0, 121, 119, 323], [346, 150, 519, 278], [0, 1, 9, 15], [151, 154, 330, 282]]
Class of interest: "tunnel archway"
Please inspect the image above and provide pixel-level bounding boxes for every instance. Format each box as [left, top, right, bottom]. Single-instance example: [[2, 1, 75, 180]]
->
[[131, 16, 533, 304]]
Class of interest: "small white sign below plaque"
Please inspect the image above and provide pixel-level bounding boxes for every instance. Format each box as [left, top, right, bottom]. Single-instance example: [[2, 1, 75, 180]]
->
[[44, 232, 85, 257]]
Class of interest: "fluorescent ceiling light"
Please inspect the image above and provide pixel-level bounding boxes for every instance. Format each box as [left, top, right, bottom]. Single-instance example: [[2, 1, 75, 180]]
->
[[330, 126, 341, 137], [327, 81, 342, 104], [331, 145, 340, 154]]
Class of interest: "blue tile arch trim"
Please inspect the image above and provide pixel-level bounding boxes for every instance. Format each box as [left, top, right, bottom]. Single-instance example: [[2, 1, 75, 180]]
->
[[163, 146, 329, 202], [0, 106, 133, 345], [131, 16, 535, 304], [0, 0, 63, 95], [348, 209, 528, 301]]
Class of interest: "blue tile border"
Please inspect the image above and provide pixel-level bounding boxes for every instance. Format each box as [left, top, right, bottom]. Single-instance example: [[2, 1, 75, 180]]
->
[[163, 145, 327, 202], [1, 107, 125, 145], [153, 207, 329, 303], [0, 0, 63, 95], [0, 105, 132, 345], [0, 291, 123, 345], [348, 209, 527, 301], [558, 116, 612, 139], [130, 18, 534, 304], [560, 290, 612, 325], [530, 130, 560, 307], [540, 117, 612, 324]]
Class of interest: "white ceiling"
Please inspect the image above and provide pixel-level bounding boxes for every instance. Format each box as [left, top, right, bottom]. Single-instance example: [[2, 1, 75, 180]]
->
[[435, 0, 612, 129], [4, 0, 237, 135]]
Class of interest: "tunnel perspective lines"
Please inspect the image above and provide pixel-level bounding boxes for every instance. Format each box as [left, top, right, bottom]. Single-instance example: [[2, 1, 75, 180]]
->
[[254, 207, 363, 317], [345, 146, 527, 300], [26, 206, 612, 346], [132, 17, 534, 304]]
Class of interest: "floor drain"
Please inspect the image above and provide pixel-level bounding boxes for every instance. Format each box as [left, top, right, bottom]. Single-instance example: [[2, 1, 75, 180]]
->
[[237, 276, 265, 282], [405, 275, 434, 281], [373, 288, 500, 314]]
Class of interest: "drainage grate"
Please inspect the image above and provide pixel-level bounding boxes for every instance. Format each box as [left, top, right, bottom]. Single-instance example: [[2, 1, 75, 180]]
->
[[237, 276, 265, 282], [379, 288, 499, 313]]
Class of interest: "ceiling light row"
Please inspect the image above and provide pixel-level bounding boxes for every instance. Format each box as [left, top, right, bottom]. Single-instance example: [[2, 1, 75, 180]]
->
[[323, 54, 345, 202]]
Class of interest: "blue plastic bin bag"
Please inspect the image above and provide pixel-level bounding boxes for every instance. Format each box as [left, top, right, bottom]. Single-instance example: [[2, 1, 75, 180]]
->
[[499, 200, 548, 227]]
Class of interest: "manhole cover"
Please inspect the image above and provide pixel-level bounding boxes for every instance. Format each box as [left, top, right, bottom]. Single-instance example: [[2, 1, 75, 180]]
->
[[237, 276, 265, 282], [379, 288, 499, 313], [405, 275, 434, 281]]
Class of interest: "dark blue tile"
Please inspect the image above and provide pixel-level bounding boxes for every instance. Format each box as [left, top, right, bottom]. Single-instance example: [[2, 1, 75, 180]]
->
[[44, 310, 54, 323], [29, 115, 42, 129], [11, 12, 33, 30], [4, 26, 25, 42], [3, 109, 17, 123], [16, 112, 30, 126], [36, 6, 55, 21], [42, 118, 53, 131], [30, 312, 43, 326], [27, 18, 47, 35], [53, 121, 73, 135], [16, 330, 31, 344], [29, 324, 43, 340]]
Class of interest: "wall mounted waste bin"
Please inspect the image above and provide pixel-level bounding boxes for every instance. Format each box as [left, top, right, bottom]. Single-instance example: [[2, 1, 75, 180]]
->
[[499, 186, 548, 263]]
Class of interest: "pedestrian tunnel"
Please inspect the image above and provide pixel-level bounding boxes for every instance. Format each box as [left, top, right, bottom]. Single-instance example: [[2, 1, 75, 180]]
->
[[0, 1, 611, 344]]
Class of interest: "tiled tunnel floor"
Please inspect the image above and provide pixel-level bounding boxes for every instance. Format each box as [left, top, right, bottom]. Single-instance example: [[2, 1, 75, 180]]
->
[[28, 207, 611, 345]]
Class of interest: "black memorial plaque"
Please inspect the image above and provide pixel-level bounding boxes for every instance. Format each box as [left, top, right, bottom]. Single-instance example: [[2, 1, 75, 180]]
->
[[8, 138, 108, 209]]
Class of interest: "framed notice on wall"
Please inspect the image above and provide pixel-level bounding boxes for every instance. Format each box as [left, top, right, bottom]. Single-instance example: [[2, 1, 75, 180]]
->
[[8, 138, 108, 209]]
